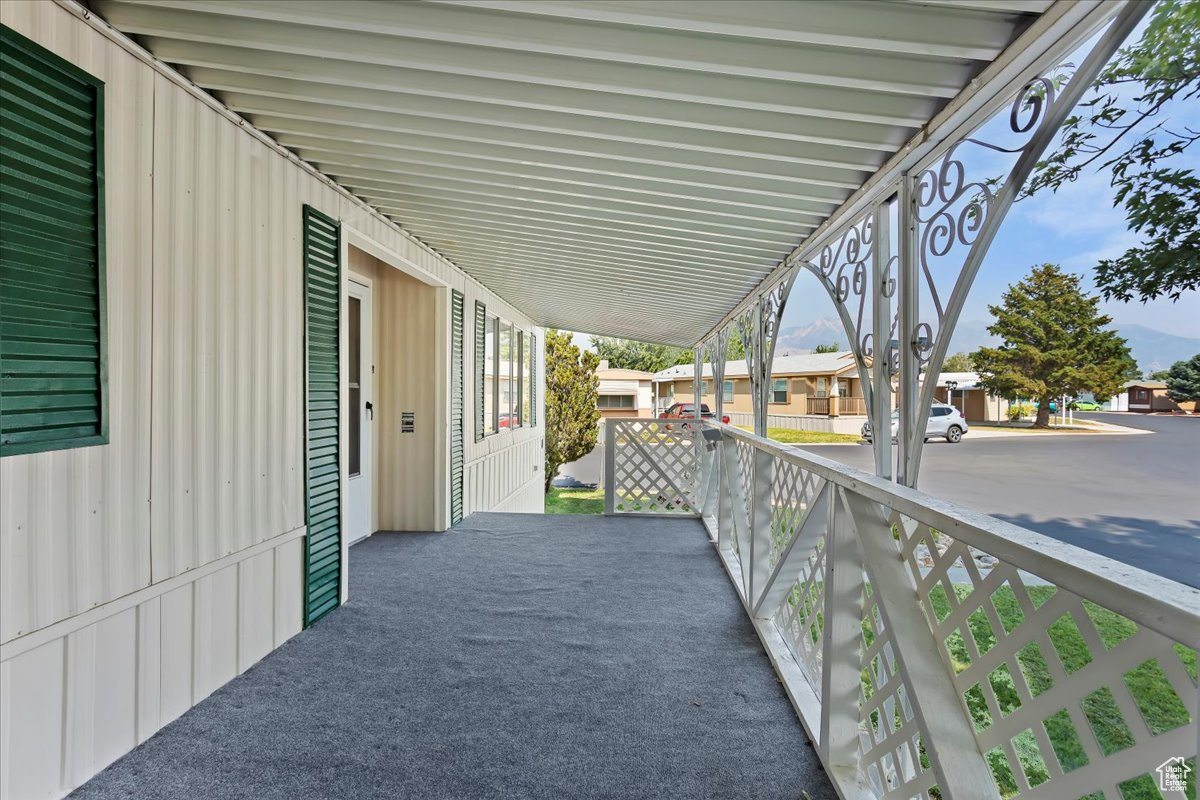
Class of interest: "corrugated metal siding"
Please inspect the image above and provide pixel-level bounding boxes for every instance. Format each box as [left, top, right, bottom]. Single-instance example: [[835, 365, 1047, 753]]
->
[[0, 532, 303, 799], [0, 0, 545, 649], [148, 74, 310, 581], [450, 289, 464, 525], [0, 1, 153, 645], [302, 205, 341, 626], [0, 24, 106, 454], [465, 436, 544, 515]]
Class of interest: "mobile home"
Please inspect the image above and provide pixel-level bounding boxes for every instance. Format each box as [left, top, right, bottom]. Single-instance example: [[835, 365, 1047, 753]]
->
[[2, 3, 1191, 800]]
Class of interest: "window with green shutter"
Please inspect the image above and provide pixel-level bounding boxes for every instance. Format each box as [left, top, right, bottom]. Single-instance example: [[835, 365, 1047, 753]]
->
[[0, 25, 107, 457], [302, 205, 342, 627], [473, 300, 486, 442], [450, 290, 464, 524], [529, 333, 537, 426]]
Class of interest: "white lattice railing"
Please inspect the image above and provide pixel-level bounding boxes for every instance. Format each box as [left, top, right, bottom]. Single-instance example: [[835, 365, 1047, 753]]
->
[[604, 419, 1199, 800]]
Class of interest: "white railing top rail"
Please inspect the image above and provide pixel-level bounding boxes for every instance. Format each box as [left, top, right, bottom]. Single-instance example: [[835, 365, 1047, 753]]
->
[[710, 421, 1200, 648]]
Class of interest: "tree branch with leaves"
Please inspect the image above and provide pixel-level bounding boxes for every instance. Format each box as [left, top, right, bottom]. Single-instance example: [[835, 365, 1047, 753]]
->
[[544, 330, 601, 492], [1024, 0, 1200, 302]]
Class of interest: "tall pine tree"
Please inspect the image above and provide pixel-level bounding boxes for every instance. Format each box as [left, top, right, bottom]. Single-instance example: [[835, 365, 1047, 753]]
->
[[544, 329, 601, 492], [1165, 353, 1200, 403], [972, 264, 1135, 427]]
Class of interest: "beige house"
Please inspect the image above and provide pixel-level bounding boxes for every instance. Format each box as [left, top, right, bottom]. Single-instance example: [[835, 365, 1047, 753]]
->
[[653, 352, 867, 417], [932, 372, 1011, 422], [596, 362, 655, 418], [1125, 381, 1197, 413]]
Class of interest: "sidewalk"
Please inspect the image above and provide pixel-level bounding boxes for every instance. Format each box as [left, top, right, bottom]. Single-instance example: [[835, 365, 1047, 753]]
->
[[967, 419, 1150, 438]]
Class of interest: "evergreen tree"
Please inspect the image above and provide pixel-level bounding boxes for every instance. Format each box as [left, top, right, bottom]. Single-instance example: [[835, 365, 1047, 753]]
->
[[544, 330, 601, 492], [813, 343, 842, 354], [1165, 354, 1200, 402], [972, 264, 1135, 428]]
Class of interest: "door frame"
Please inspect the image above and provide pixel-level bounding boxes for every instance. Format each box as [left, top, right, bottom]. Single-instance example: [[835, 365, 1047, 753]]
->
[[345, 277, 373, 546], [337, 225, 452, 604]]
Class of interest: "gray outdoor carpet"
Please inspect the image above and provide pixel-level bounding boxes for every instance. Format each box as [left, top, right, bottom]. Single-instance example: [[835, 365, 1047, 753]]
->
[[71, 512, 835, 800]]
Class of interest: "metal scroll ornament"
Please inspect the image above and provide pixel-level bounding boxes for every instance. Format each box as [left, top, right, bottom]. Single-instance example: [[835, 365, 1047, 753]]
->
[[910, 77, 1056, 365]]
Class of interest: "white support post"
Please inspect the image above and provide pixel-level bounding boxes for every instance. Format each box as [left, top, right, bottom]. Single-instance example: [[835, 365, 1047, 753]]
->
[[716, 435, 735, 553], [754, 307, 769, 438], [700, 437, 721, 540], [897, 174, 920, 487], [719, 433, 753, 599], [602, 419, 616, 515], [749, 448, 774, 604], [693, 350, 702, 421], [819, 486, 866, 767], [871, 200, 894, 480], [841, 491, 999, 799]]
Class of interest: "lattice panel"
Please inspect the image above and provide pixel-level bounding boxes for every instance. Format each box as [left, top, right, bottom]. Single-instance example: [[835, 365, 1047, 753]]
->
[[887, 509, 1198, 800], [610, 420, 702, 514], [769, 459, 823, 568], [858, 595, 942, 800], [734, 438, 755, 532], [773, 535, 828, 696]]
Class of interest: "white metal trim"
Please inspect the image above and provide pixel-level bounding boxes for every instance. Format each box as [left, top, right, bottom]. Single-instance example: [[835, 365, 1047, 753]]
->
[[0, 526, 306, 662]]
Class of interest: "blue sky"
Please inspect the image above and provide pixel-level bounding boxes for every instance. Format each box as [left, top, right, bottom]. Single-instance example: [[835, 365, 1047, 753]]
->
[[785, 16, 1200, 342]]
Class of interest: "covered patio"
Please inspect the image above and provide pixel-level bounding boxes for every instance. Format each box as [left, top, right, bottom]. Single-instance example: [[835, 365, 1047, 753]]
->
[[2, 3, 1196, 800], [70, 513, 835, 800]]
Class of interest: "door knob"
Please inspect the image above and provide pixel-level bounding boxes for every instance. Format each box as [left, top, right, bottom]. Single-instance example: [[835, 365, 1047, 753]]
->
[[365, 401, 374, 420]]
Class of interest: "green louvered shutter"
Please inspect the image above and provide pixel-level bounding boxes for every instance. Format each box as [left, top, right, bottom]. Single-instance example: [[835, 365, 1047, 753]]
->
[[303, 205, 341, 627], [0, 25, 107, 456], [474, 300, 486, 442], [450, 290, 464, 524], [530, 333, 537, 426]]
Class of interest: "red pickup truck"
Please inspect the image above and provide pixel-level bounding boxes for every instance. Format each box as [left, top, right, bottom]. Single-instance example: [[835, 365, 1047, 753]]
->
[[658, 402, 730, 425]]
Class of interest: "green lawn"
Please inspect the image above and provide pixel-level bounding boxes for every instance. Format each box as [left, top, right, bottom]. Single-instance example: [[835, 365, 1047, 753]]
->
[[789, 578, 1197, 799], [926, 585, 1196, 799], [738, 425, 862, 444], [545, 487, 604, 514]]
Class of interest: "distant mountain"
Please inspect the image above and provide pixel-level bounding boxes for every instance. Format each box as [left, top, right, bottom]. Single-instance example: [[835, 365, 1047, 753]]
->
[[776, 318, 849, 352], [1118, 324, 1200, 374], [787, 317, 1199, 374], [949, 320, 1198, 373]]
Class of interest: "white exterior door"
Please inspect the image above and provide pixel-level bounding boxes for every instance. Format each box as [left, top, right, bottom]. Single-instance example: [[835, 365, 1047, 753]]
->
[[347, 280, 373, 544]]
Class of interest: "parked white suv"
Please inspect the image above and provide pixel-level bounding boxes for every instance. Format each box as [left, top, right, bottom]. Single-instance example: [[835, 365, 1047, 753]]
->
[[862, 403, 969, 444]]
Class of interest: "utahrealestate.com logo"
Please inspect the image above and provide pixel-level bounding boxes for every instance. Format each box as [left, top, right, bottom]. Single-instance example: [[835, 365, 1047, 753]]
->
[[1156, 757, 1192, 793]]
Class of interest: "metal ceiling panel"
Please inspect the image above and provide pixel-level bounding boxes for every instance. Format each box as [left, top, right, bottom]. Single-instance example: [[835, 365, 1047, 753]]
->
[[92, 0, 1054, 346]]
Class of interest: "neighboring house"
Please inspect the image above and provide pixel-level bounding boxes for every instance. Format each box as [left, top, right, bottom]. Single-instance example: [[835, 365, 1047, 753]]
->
[[653, 352, 867, 418], [595, 362, 655, 418], [1124, 381, 1197, 413], [932, 372, 1011, 422]]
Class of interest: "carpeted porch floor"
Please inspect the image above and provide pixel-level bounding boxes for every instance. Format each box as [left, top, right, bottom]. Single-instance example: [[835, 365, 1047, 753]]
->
[[71, 512, 834, 800]]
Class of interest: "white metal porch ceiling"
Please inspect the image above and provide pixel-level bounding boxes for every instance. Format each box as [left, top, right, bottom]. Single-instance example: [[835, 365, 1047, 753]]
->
[[90, 0, 1054, 346]]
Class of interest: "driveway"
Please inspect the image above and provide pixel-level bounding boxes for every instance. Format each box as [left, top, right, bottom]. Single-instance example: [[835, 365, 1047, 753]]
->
[[799, 413, 1200, 588]]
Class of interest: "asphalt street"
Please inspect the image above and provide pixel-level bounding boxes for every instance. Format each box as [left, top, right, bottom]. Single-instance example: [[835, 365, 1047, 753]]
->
[[802, 413, 1200, 588], [558, 414, 1198, 587]]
